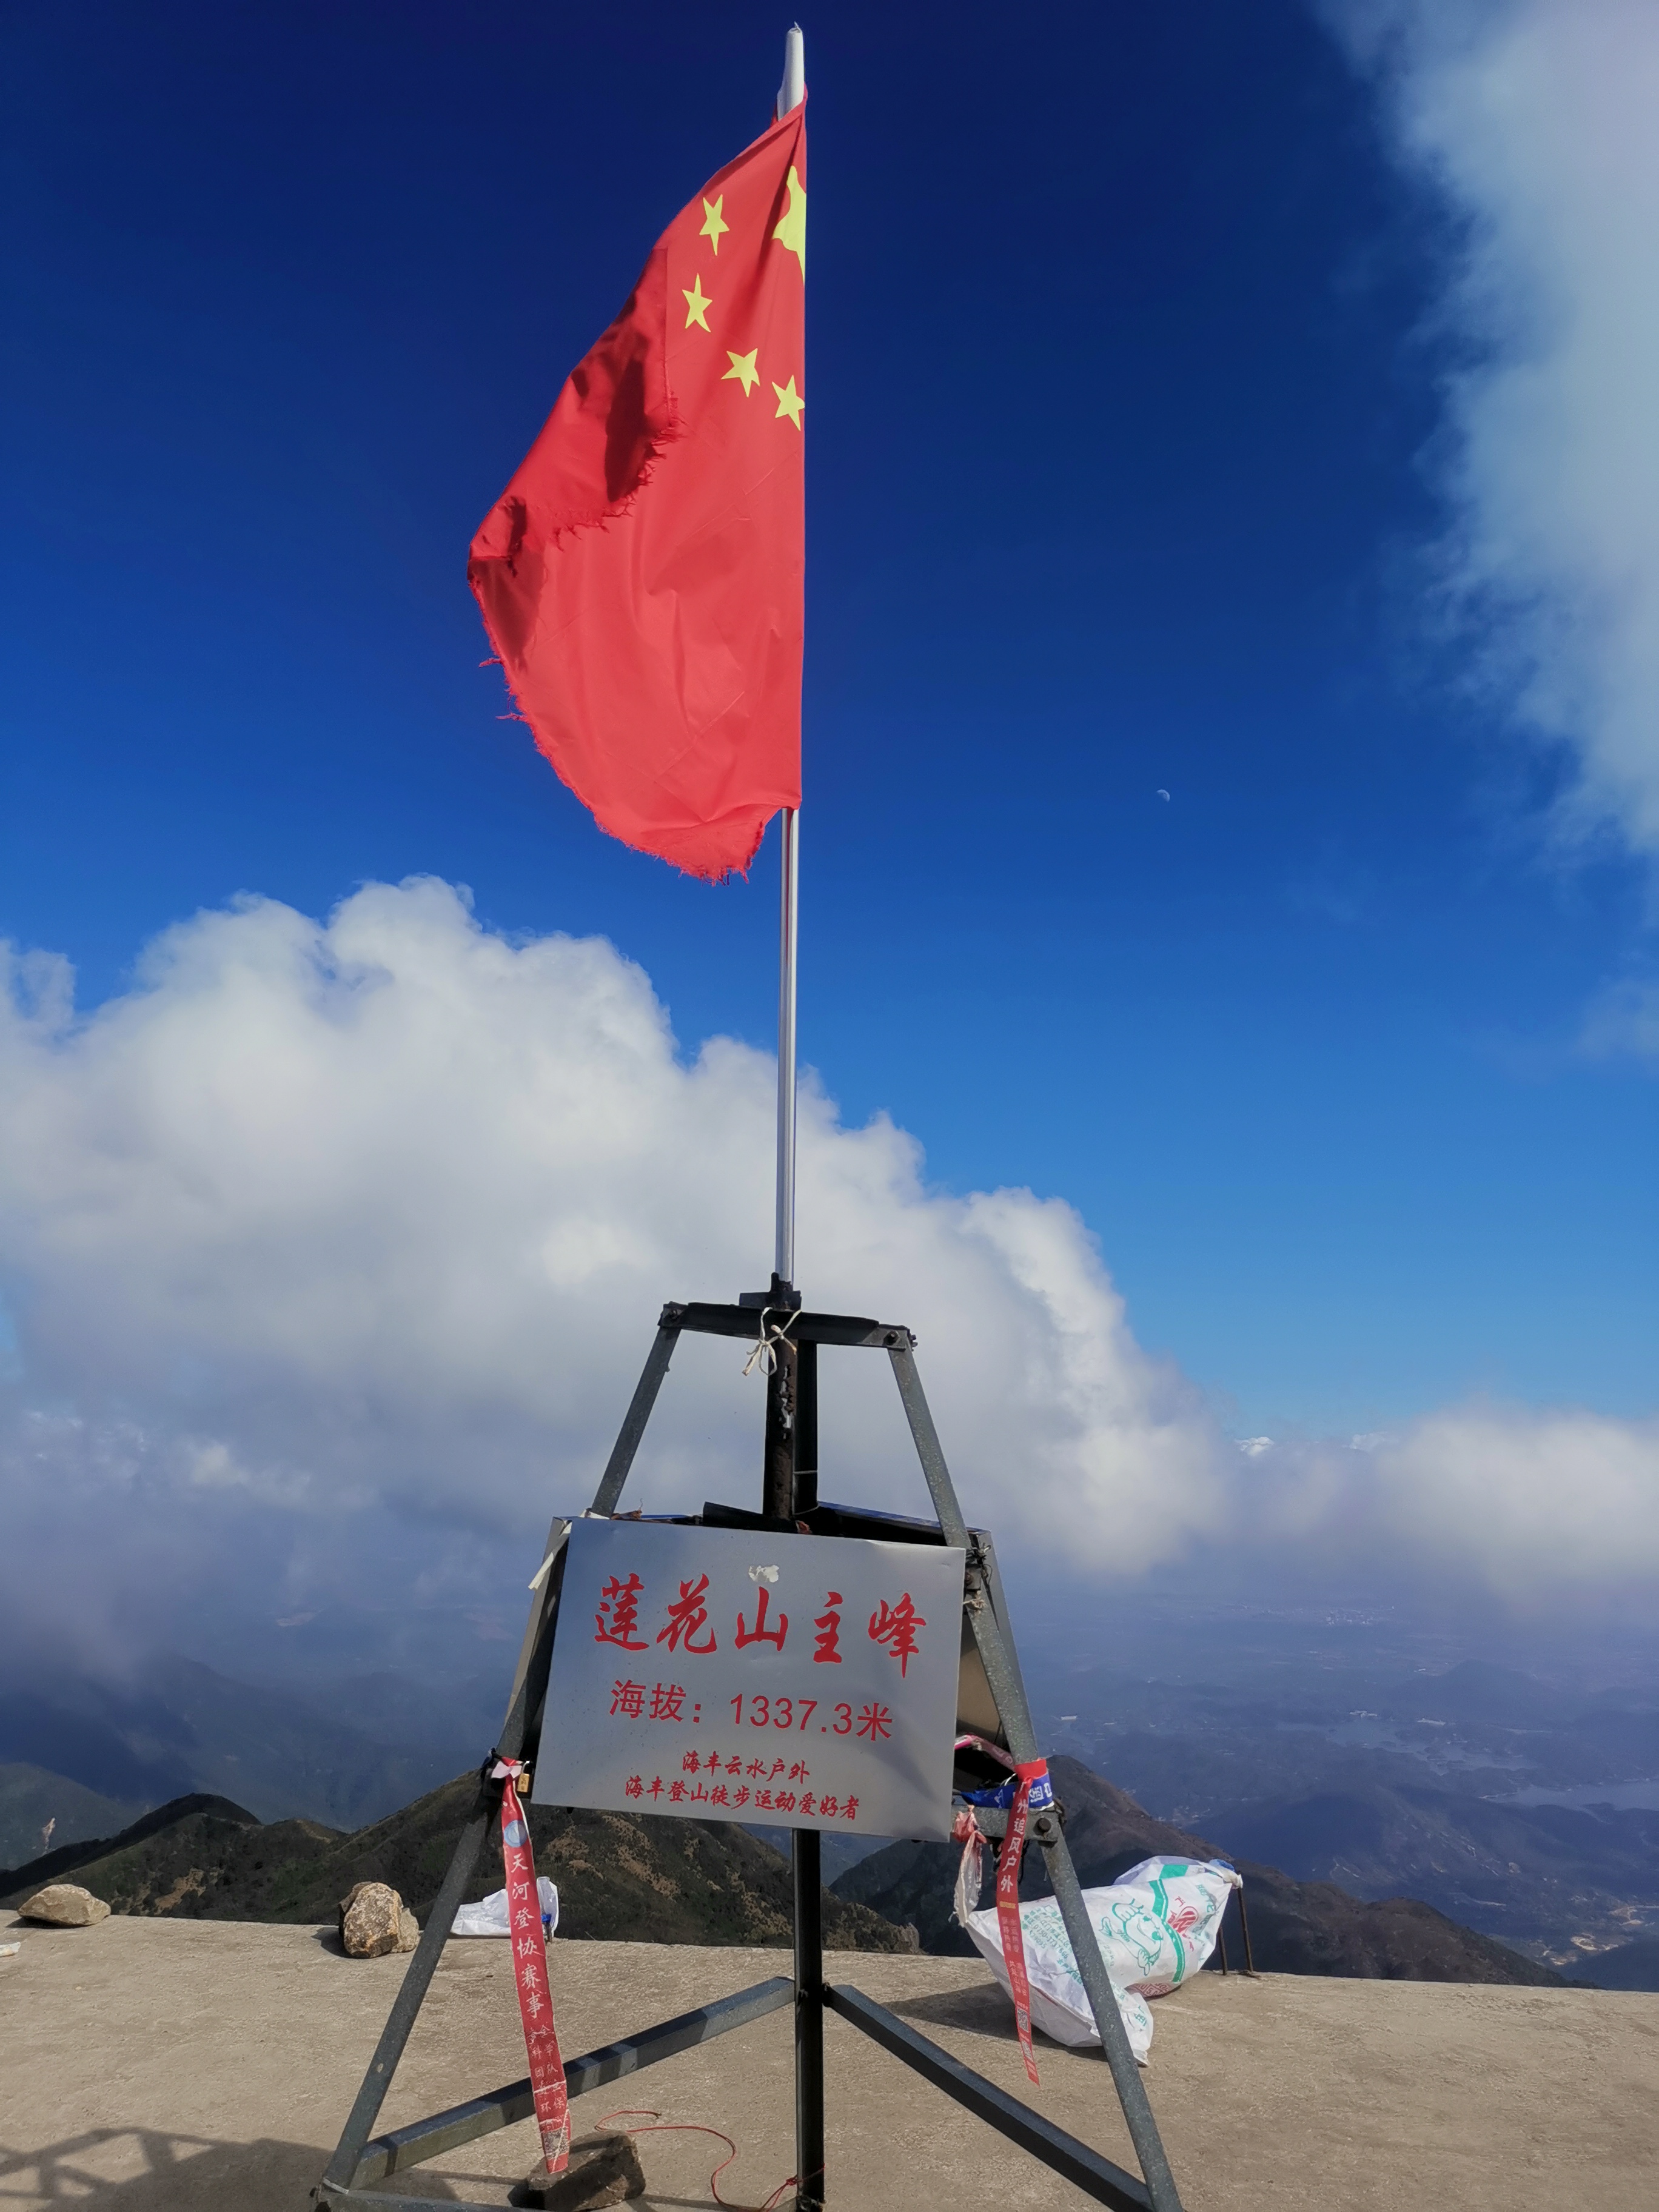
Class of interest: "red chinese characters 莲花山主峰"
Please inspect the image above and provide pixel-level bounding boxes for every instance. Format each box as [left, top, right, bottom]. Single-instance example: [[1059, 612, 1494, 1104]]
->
[[813, 1590, 843, 1664], [595, 1573, 649, 1651], [868, 1592, 926, 1677], [657, 1575, 717, 1654], [735, 1585, 788, 1650]]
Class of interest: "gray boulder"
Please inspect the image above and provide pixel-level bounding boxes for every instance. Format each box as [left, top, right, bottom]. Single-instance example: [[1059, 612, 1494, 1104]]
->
[[19, 1883, 111, 1928], [338, 1881, 420, 1957]]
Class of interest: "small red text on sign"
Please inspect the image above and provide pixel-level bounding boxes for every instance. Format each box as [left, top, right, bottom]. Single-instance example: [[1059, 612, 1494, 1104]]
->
[[626, 1772, 861, 1822]]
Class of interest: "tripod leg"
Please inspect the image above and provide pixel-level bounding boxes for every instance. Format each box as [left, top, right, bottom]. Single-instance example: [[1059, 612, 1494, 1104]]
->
[[1039, 1828, 1184, 2212], [320, 1786, 496, 2193], [591, 1320, 681, 1517], [324, 1320, 669, 2199], [885, 1340, 1185, 2212], [322, 1625, 554, 2193]]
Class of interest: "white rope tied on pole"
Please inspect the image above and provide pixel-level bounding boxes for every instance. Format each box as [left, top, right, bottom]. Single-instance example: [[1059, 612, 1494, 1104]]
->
[[742, 1307, 800, 1378]]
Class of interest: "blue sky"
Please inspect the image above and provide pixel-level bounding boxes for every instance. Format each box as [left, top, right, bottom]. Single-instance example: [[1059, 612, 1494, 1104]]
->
[[3, 0, 1654, 1481]]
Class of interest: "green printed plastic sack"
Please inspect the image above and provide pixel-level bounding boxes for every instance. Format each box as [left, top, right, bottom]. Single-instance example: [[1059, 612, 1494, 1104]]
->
[[965, 1855, 1240, 2063]]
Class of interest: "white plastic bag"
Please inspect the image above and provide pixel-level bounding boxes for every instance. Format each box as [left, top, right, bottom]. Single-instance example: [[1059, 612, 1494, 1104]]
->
[[965, 1856, 1239, 2063], [451, 1875, 559, 1938]]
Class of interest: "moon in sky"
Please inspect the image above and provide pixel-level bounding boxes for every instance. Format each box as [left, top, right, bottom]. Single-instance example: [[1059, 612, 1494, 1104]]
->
[[1156, 788, 1170, 800]]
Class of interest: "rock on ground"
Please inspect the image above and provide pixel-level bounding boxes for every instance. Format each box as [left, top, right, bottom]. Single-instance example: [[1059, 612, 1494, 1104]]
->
[[337, 1882, 418, 1957], [18, 1883, 110, 1927], [511, 2130, 646, 2209]]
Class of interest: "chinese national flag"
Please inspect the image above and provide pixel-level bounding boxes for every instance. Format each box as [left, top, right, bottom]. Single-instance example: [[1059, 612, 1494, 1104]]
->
[[469, 106, 806, 880]]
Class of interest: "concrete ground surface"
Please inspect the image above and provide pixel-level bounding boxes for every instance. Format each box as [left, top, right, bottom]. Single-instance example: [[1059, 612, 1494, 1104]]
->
[[2, 1908, 1655, 2211]]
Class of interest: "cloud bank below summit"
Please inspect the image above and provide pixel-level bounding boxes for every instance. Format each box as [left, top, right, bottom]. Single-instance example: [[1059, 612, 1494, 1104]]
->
[[1, 878, 1655, 1660], [0, 878, 1223, 1648]]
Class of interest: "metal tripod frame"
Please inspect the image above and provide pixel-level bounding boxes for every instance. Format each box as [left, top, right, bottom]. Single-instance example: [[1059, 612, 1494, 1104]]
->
[[315, 1297, 1186, 2212]]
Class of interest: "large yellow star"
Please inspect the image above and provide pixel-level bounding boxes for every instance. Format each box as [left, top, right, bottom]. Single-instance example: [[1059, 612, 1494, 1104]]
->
[[772, 164, 806, 276], [772, 375, 804, 428], [723, 348, 760, 395], [682, 273, 712, 330], [700, 195, 728, 254]]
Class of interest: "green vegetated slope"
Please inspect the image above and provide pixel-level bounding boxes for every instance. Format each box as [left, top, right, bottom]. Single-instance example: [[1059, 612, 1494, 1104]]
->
[[0, 1763, 146, 1870], [833, 1756, 1569, 1986], [0, 1774, 908, 1951]]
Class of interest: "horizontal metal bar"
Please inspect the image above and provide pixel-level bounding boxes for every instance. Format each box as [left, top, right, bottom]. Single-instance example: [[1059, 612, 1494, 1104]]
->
[[825, 1983, 1151, 2212], [320, 2192, 508, 2212], [661, 1301, 913, 1350], [347, 1974, 793, 2186]]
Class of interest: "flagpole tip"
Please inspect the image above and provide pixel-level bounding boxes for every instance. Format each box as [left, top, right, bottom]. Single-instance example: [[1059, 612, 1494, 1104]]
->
[[776, 25, 805, 118]]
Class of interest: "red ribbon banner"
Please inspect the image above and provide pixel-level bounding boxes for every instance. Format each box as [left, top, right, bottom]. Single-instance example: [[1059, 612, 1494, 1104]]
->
[[954, 1735, 1048, 2086], [492, 1759, 570, 2174], [997, 1758, 1046, 2087]]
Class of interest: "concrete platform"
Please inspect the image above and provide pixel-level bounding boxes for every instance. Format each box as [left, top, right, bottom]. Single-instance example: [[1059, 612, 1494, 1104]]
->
[[2, 1907, 1654, 2210]]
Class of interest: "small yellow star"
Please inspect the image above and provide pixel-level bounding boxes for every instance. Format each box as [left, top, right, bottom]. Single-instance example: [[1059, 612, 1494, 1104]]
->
[[772, 375, 804, 428], [772, 164, 806, 276], [700, 195, 729, 254], [682, 273, 712, 330], [723, 348, 760, 395]]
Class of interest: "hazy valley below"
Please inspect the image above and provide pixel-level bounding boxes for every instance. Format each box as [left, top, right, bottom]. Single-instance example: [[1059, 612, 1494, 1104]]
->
[[4, 1597, 1657, 1986]]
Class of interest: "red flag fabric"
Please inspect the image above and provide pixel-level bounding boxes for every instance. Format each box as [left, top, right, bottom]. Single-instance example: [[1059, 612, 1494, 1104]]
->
[[470, 106, 806, 880]]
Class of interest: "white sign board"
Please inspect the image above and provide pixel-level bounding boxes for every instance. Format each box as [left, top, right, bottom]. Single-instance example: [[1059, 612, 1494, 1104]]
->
[[534, 1518, 966, 1843]]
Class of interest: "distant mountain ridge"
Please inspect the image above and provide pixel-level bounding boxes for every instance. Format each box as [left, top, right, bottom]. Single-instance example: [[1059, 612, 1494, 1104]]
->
[[0, 1774, 910, 1951], [2, 1751, 1574, 1988], [6, 1642, 1651, 1977], [833, 1755, 1569, 1986], [0, 1762, 145, 1870]]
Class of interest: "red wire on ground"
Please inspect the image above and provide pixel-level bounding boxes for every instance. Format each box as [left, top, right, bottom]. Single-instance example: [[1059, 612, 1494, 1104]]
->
[[597, 2107, 795, 2211]]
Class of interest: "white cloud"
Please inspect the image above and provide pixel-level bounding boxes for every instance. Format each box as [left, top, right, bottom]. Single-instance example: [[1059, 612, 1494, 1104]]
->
[[1369, 1406, 1659, 1588], [1580, 974, 1659, 1062], [0, 879, 1227, 1644], [1236, 1410, 1659, 1594], [1329, 0, 1659, 850], [2, 877, 1655, 1649]]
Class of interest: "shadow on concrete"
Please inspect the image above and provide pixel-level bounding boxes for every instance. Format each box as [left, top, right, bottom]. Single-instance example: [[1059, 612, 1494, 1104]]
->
[[882, 1981, 1126, 2072], [882, 1980, 1042, 2042], [0, 2127, 386, 2210]]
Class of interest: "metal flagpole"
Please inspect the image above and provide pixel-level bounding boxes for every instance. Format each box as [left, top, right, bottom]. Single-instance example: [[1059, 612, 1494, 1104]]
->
[[774, 805, 799, 1287], [773, 22, 805, 1295], [768, 33, 817, 2212]]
